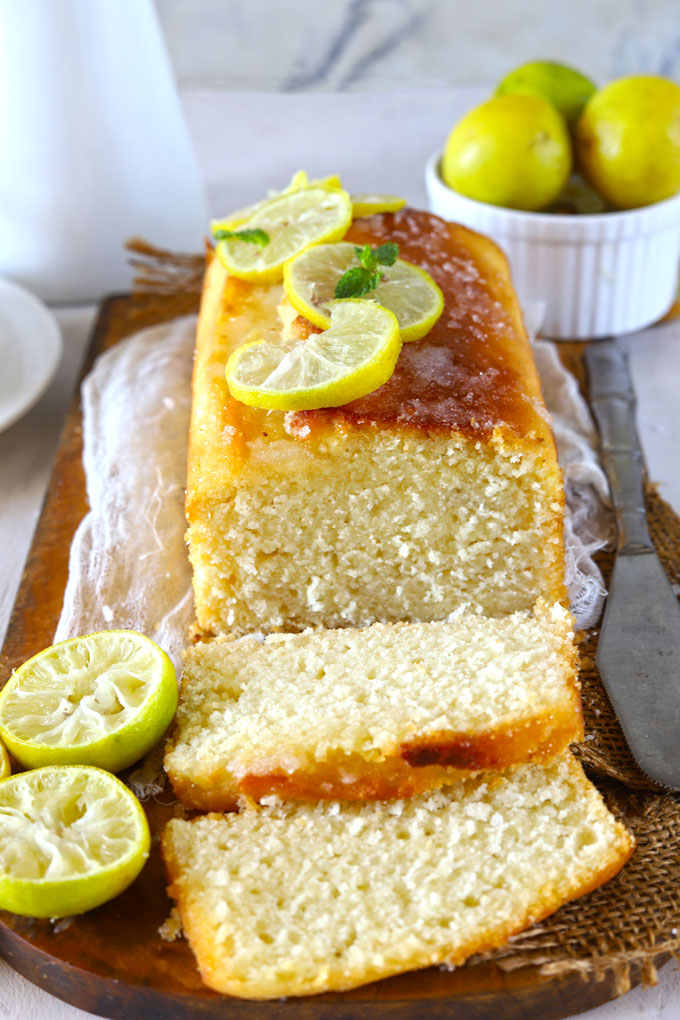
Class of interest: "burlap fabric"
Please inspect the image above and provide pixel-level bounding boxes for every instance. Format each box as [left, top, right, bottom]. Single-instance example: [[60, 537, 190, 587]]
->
[[490, 494, 680, 991], [128, 242, 680, 992]]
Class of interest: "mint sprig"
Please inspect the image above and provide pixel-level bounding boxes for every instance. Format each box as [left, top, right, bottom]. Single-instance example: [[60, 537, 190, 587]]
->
[[213, 227, 270, 247], [334, 242, 399, 299]]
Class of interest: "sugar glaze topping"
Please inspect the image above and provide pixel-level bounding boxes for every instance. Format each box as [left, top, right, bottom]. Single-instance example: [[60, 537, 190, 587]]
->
[[287, 209, 547, 441]]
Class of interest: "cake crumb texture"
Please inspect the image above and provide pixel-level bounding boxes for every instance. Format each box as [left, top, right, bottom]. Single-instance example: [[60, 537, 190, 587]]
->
[[165, 600, 582, 809], [161, 754, 633, 999]]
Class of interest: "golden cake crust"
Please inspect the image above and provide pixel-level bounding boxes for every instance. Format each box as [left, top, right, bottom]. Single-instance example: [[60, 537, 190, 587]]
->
[[187, 208, 558, 508], [175, 713, 583, 810], [165, 603, 582, 811], [289, 210, 552, 441]]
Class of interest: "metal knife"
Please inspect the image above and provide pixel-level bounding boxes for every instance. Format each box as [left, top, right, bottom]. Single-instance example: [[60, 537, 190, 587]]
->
[[585, 333, 680, 789]]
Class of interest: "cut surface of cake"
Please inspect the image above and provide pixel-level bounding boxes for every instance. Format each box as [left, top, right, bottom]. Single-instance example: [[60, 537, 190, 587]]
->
[[187, 208, 566, 637], [165, 600, 582, 809], [161, 754, 633, 999]]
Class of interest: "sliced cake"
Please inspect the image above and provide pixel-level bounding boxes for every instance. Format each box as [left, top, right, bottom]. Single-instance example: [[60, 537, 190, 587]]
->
[[162, 754, 633, 999], [165, 601, 582, 810], [187, 208, 566, 637]]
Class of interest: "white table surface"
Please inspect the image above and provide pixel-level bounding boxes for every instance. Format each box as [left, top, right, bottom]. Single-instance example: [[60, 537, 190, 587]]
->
[[0, 88, 679, 1020]]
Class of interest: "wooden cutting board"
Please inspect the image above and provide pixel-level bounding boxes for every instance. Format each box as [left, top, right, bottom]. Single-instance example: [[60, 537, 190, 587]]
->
[[0, 294, 664, 1020]]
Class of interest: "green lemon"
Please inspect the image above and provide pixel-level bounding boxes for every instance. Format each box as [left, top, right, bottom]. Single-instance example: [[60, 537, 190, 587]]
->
[[442, 94, 572, 211], [575, 75, 680, 209], [0, 765, 150, 917], [0, 631, 178, 773], [496, 61, 596, 126]]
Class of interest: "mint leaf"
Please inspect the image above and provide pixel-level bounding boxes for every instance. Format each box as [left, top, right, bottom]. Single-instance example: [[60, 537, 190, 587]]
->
[[375, 241, 398, 266], [335, 241, 400, 299], [355, 244, 377, 271], [335, 266, 375, 298], [366, 269, 383, 293], [213, 227, 270, 247]]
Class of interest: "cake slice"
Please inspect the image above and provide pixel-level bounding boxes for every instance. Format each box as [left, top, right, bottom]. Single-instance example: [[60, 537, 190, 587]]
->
[[164, 601, 582, 810], [187, 208, 566, 638], [162, 754, 633, 999]]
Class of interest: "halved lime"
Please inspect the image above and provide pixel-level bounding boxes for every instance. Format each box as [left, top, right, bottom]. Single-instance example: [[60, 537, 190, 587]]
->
[[216, 186, 352, 282], [283, 242, 444, 342], [0, 765, 150, 917], [351, 193, 406, 217], [226, 299, 401, 411], [0, 631, 178, 773]]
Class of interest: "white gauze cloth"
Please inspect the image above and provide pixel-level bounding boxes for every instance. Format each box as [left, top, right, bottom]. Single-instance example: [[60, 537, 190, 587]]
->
[[55, 312, 614, 678]]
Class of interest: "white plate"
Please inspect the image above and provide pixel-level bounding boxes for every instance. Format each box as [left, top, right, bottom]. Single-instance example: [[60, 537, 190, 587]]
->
[[0, 277, 62, 432]]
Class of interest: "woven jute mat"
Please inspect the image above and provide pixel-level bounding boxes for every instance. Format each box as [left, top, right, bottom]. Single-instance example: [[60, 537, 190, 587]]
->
[[128, 241, 680, 993], [490, 486, 680, 991]]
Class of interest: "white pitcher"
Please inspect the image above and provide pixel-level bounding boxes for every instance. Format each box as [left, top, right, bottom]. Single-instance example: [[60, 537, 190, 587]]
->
[[0, 0, 208, 302]]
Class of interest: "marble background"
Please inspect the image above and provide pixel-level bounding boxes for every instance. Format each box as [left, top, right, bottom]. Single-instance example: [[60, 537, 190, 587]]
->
[[154, 0, 680, 93]]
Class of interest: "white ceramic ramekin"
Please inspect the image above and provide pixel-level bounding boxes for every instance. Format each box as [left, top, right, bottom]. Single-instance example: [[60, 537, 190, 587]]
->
[[425, 150, 680, 340]]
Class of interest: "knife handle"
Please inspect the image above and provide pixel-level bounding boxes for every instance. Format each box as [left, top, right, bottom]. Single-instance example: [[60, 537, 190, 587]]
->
[[585, 338, 653, 554]]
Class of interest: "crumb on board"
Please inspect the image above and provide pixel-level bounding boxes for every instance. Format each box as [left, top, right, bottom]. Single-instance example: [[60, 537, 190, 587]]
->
[[159, 906, 184, 942]]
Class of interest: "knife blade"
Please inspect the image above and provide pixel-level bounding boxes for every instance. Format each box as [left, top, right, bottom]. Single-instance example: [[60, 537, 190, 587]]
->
[[585, 335, 680, 789]]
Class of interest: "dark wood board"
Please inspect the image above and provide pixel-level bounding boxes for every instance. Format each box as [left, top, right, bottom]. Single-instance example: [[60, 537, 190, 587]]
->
[[0, 294, 662, 1019]]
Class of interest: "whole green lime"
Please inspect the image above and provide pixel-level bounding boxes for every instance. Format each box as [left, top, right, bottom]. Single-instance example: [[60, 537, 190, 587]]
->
[[575, 75, 680, 209], [442, 94, 572, 211], [496, 61, 596, 126]]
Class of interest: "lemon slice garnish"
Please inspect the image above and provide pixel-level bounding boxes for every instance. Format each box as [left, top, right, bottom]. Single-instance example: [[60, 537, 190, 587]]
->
[[0, 631, 178, 773], [0, 739, 10, 780], [0, 765, 150, 917], [288, 170, 343, 191], [216, 186, 352, 283], [283, 242, 444, 343], [211, 172, 345, 234], [351, 193, 407, 217], [226, 300, 401, 411], [286, 169, 310, 191]]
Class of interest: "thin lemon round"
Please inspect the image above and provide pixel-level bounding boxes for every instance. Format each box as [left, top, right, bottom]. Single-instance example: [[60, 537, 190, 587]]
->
[[288, 170, 343, 191], [0, 631, 178, 773], [287, 169, 310, 191], [210, 171, 344, 233], [226, 299, 401, 411], [0, 765, 150, 917], [216, 186, 352, 282], [211, 170, 304, 232], [283, 242, 444, 342], [351, 193, 407, 217], [0, 739, 10, 780], [211, 200, 265, 233]]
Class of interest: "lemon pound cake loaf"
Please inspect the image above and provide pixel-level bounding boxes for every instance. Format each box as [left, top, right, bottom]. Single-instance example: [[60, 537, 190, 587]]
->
[[162, 754, 633, 999], [187, 207, 566, 637], [165, 601, 581, 809]]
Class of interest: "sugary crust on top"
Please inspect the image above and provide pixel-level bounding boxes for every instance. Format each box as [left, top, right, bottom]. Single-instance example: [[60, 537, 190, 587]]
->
[[289, 210, 552, 441], [186, 208, 559, 506]]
